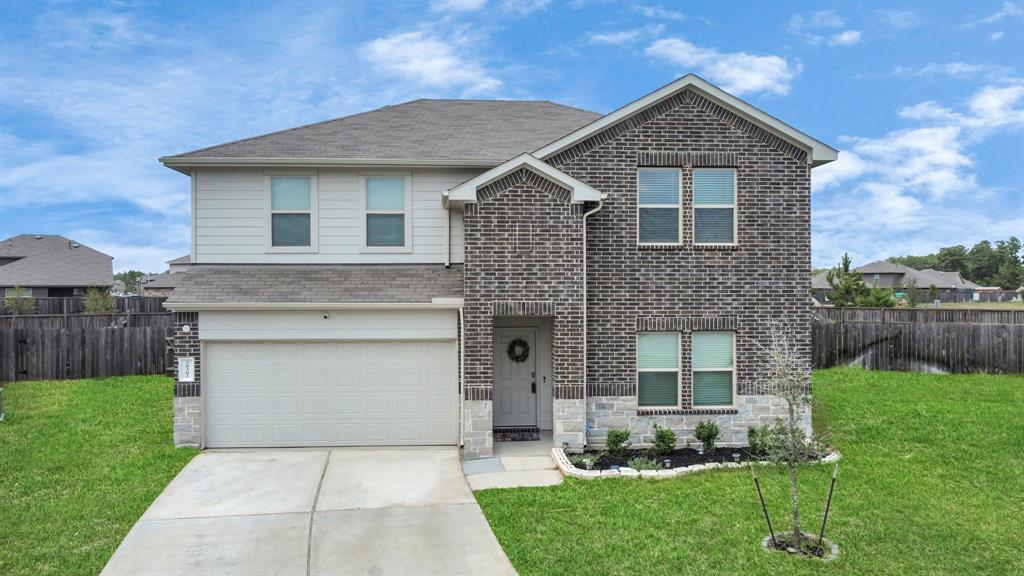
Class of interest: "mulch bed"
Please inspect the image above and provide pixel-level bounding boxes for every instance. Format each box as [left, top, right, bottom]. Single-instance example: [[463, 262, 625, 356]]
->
[[585, 447, 763, 470]]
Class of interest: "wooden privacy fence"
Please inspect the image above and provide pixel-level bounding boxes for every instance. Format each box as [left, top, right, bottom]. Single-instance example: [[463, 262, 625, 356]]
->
[[0, 313, 173, 382], [0, 296, 167, 316], [813, 308, 1024, 374]]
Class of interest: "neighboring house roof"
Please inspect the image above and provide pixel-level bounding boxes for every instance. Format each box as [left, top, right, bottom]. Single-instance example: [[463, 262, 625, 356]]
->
[[0, 234, 113, 287], [142, 272, 183, 289], [160, 100, 601, 172], [167, 255, 191, 265], [917, 269, 976, 289], [166, 265, 464, 309], [856, 261, 914, 275], [533, 74, 838, 167], [811, 271, 831, 290]]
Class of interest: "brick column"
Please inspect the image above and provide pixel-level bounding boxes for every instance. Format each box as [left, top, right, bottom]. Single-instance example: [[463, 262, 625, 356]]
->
[[172, 312, 200, 447]]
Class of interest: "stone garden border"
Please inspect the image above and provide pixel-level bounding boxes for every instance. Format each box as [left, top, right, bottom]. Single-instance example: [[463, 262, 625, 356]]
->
[[551, 447, 842, 480]]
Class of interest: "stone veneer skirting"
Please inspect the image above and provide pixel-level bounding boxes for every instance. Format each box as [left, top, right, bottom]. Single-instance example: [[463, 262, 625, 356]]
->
[[587, 395, 812, 448], [173, 396, 201, 447]]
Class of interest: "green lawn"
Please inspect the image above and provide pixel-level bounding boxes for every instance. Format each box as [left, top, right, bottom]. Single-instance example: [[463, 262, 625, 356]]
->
[[477, 369, 1024, 575], [0, 376, 197, 576]]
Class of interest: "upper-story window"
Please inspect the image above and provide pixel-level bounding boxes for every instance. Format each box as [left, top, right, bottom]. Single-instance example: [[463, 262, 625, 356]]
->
[[693, 168, 736, 245], [268, 175, 317, 251], [362, 175, 412, 252], [637, 168, 681, 245]]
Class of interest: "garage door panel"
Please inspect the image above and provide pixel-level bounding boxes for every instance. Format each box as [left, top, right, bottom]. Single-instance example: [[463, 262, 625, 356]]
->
[[205, 340, 457, 447]]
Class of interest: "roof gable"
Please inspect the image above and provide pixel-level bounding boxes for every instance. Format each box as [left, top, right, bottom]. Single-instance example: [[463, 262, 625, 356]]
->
[[533, 74, 837, 167], [446, 154, 602, 205]]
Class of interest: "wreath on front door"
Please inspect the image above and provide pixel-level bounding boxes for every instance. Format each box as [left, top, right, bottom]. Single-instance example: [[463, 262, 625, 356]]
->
[[507, 338, 530, 363]]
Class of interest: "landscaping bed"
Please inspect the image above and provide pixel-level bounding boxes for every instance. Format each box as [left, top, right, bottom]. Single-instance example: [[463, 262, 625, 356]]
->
[[575, 447, 764, 471]]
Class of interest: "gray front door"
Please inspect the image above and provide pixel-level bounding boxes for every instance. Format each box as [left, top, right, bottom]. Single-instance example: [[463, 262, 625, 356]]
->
[[493, 328, 537, 427]]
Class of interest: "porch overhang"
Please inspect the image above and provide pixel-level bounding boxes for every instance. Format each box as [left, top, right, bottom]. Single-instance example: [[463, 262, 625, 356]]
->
[[445, 153, 602, 207]]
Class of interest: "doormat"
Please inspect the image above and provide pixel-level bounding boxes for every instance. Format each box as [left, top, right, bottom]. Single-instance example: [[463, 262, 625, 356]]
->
[[494, 426, 541, 442]]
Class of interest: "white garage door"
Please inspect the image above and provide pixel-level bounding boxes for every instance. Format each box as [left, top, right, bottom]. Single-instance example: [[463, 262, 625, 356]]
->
[[205, 340, 458, 448]]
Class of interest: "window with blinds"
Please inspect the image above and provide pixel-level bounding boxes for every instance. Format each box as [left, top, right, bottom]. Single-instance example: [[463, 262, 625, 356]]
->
[[637, 168, 680, 244], [364, 176, 409, 249], [692, 331, 735, 407], [693, 168, 736, 245], [637, 332, 679, 407], [269, 176, 314, 248]]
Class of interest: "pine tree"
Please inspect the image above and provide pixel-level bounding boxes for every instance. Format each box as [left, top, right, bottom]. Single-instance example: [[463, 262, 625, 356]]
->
[[825, 253, 868, 307]]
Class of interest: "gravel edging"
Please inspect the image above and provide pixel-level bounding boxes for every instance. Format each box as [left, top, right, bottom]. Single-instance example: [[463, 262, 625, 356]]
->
[[551, 447, 842, 480]]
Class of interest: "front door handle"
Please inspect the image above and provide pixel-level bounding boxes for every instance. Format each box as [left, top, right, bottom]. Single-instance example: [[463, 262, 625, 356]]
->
[[531, 381, 536, 394]]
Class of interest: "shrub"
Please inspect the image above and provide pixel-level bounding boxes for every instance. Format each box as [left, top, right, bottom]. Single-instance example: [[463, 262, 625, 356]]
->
[[606, 428, 631, 457], [651, 423, 677, 456], [568, 452, 602, 470], [694, 420, 721, 455], [747, 424, 781, 457], [3, 288, 35, 315], [627, 456, 662, 471], [83, 287, 115, 314]]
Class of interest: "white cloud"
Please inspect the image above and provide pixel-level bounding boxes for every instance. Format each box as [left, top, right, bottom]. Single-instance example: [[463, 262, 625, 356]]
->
[[645, 38, 799, 96], [968, 1, 1023, 26], [829, 30, 861, 46], [893, 61, 1018, 82], [360, 31, 502, 96], [431, 0, 486, 12], [789, 10, 845, 30], [501, 0, 550, 16], [590, 25, 664, 45], [875, 9, 921, 29], [991, 30, 1006, 41], [633, 5, 687, 21], [811, 82, 1024, 266]]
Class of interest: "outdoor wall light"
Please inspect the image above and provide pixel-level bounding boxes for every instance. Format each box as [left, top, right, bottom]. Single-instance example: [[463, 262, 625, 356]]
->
[[323, 311, 330, 319], [181, 324, 191, 333]]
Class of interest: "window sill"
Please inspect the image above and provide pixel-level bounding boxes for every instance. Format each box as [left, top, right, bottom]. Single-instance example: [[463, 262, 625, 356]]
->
[[637, 407, 739, 416], [694, 244, 740, 251], [360, 246, 413, 254], [638, 244, 684, 251]]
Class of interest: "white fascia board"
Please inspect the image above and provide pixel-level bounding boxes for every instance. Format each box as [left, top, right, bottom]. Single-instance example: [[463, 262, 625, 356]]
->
[[447, 153, 602, 203], [163, 300, 464, 312], [533, 74, 839, 167], [159, 156, 499, 175]]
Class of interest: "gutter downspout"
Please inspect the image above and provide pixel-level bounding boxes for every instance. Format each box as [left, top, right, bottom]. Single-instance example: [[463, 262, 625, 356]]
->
[[581, 195, 606, 447], [442, 191, 451, 268]]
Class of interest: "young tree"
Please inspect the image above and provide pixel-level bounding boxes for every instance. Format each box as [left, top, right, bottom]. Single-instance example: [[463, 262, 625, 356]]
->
[[825, 253, 867, 307], [855, 286, 896, 308], [83, 287, 115, 314], [757, 322, 820, 550], [3, 287, 35, 315], [903, 277, 921, 307]]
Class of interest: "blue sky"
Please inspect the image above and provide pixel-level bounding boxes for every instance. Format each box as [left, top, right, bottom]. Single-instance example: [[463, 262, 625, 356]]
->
[[1, 0, 1021, 272]]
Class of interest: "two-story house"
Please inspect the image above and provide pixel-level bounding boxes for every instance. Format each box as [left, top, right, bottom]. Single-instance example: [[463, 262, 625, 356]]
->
[[162, 74, 836, 459]]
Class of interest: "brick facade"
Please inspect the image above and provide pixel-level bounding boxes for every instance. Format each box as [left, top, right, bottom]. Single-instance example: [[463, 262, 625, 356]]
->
[[172, 312, 200, 446], [462, 167, 587, 456], [462, 87, 812, 455]]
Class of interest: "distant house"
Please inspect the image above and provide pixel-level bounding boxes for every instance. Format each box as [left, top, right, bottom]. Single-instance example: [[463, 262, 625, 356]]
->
[[141, 255, 190, 296], [0, 234, 113, 298], [812, 260, 980, 304]]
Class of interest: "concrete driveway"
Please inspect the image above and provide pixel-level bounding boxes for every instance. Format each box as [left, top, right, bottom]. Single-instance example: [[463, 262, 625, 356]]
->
[[101, 448, 517, 576]]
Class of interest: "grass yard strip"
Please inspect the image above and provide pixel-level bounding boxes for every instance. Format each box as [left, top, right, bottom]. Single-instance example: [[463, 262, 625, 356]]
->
[[0, 376, 197, 576], [476, 369, 1024, 576]]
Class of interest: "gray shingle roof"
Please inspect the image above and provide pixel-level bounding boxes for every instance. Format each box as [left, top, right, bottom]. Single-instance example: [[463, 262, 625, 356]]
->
[[163, 100, 601, 164], [142, 272, 183, 289], [166, 264, 463, 305], [0, 235, 113, 287], [167, 255, 191, 265]]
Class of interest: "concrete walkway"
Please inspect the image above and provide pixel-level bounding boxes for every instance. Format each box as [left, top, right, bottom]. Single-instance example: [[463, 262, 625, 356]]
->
[[101, 449, 517, 576], [463, 453, 563, 490]]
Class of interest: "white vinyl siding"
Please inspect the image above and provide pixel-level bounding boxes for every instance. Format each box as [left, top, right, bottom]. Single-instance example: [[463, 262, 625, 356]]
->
[[637, 332, 679, 407], [192, 168, 479, 264], [692, 331, 736, 408], [637, 168, 681, 245], [693, 168, 737, 246], [449, 208, 465, 264]]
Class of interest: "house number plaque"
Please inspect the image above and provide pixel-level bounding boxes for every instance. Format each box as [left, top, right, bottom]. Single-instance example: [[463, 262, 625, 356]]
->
[[178, 357, 195, 383]]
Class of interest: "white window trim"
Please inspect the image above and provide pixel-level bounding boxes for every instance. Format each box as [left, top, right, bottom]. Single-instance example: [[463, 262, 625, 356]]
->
[[637, 331, 681, 409], [359, 173, 413, 254], [691, 331, 737, 409], [636, 167, 682, 247], [692, 167, 738, 247], [264, 172, 318, 253]]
